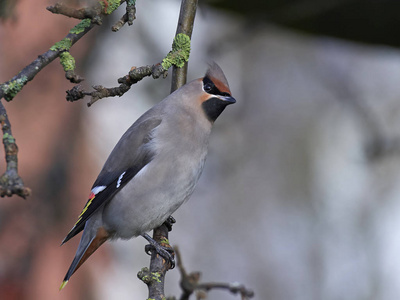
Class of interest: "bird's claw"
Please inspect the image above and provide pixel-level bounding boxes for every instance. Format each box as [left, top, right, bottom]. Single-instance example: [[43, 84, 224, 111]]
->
[[142, 232, 175, 268], [145, 244, 153, 256], [144, 243, 175, 268]]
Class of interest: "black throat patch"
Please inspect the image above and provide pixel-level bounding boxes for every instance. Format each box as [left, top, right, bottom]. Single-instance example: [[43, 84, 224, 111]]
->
[[202, 97, 230, 122]]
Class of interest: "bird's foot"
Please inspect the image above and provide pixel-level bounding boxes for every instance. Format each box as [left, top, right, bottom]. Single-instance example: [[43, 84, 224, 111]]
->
[[164, 216, 176, 232], [142, 233, 175, 269]]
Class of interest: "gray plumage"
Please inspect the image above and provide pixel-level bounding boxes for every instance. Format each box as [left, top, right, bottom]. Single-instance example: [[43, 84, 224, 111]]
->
[[60, 63, 235, 289]]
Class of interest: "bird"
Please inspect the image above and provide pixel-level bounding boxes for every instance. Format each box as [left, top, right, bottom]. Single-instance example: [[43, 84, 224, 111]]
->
[[60, 62, 236, 290]]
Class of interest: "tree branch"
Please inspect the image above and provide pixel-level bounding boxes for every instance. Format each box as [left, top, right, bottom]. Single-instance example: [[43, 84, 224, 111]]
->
[[0, 101, 31, 198], [66, 29, 192, 106], [66, 63, 167, 106], [138, 220, 175, 300], [0, 1, 131, 198], [137, 1, 198, 299], [170, 0, 198, 93], [175, 247, 255, 300], [112, 0, 136, 31], [46, 2, 104, 24], [0, 0, 130, 102], [0, 20, 94, 102]]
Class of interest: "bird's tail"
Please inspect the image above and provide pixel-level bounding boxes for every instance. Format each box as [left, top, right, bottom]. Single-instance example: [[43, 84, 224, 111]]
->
[[60, 226, 109, 290]]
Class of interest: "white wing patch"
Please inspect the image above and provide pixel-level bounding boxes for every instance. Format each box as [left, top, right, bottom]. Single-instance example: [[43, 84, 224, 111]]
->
[[91, 185, 106, 195], [116, 171, 126, 188]]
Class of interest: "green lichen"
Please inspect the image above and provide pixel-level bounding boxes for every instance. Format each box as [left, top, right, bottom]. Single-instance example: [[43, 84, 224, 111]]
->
[[3, 133, 15, 143], [160, 237, 170, 245], [162, 33, 191, 70], [101, 0, 121, 14], [141, 274, 150, 281], [70, 18, 91, 35], [1, 75, 28, 101], [142, 272, 161, 283], [59, 52, 76, 71], [151, 272, 162, 283], [137, 268, 163, 284], [50, 38, 72, 51]]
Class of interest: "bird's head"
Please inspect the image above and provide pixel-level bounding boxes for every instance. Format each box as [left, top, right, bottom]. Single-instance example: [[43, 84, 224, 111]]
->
[[199, 62, 236, 122]]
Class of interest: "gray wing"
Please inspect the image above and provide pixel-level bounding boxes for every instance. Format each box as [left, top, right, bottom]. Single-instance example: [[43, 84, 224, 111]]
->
[[95, 116, 162, 182], [62, 115, 162, 244]]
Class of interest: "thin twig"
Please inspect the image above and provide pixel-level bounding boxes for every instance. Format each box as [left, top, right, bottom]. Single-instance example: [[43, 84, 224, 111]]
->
[[64, 1, 192, 106], [175, 247, 254, 300], [197, 282, 255, 300], [46, 2, 104, 24], [175, 246, 200, 300], [170, 0, 198, 93], [112, 0, 136, 31], [0, 101, 31, 198], [0, 21, 94, 102], [66, 63, 167, 106], [0, 0, 127, 102]]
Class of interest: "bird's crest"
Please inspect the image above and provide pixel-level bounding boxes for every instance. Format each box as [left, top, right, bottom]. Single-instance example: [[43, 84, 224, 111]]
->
[[205, 62, 231, 95]]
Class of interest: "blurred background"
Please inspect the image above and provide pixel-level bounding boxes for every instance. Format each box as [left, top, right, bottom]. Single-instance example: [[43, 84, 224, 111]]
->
[[2, 0, 400, 299]]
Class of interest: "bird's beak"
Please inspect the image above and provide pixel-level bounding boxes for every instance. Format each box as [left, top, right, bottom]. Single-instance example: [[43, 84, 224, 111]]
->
[[218, 95, 236, 104]]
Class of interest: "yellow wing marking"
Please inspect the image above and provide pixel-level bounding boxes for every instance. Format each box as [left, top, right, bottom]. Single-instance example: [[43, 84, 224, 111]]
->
[[74, 193, 96, 226]]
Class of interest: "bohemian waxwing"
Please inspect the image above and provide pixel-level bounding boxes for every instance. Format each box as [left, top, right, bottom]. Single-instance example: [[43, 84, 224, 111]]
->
[[60, 63, 235, 289]]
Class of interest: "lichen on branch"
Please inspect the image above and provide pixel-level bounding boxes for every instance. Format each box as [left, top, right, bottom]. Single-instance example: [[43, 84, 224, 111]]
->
[[101, 0, 122, 15], [0, 101, 31, 198], [69, 18, 92, 34], [162, 33, 191, 70], [50, 38, 72, 52], [59, 52, 76, 71], [1, 76, 28, 102], [66, 32, 192, 105]]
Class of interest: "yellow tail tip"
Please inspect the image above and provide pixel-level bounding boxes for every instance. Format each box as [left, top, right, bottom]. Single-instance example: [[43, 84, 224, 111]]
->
[[59, 280, 68, 291]]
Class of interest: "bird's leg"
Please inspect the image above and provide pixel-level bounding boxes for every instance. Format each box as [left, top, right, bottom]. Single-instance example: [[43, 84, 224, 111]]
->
[[142, 232, 175, 269]]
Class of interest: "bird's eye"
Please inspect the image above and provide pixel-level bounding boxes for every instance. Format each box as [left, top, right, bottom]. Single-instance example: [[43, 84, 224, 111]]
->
[[204, 83, 213, 93]]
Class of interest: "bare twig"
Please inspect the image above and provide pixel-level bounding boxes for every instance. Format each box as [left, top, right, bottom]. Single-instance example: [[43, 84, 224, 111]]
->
[[0, 101, 31, 198], [65, 69, 85, 84], [175, 247, 254, 300], [66, 63, 167, 106], [46, 2, 104, 25], [197, 282, 255, 300], [175, 246, 201, 300], [66, 28, 194, 106], [170, 0, 198, 93], [112, 0, 136, 31]]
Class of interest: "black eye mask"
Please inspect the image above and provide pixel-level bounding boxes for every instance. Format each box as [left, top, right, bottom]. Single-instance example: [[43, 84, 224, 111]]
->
[[202, 76, 231, 97]]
